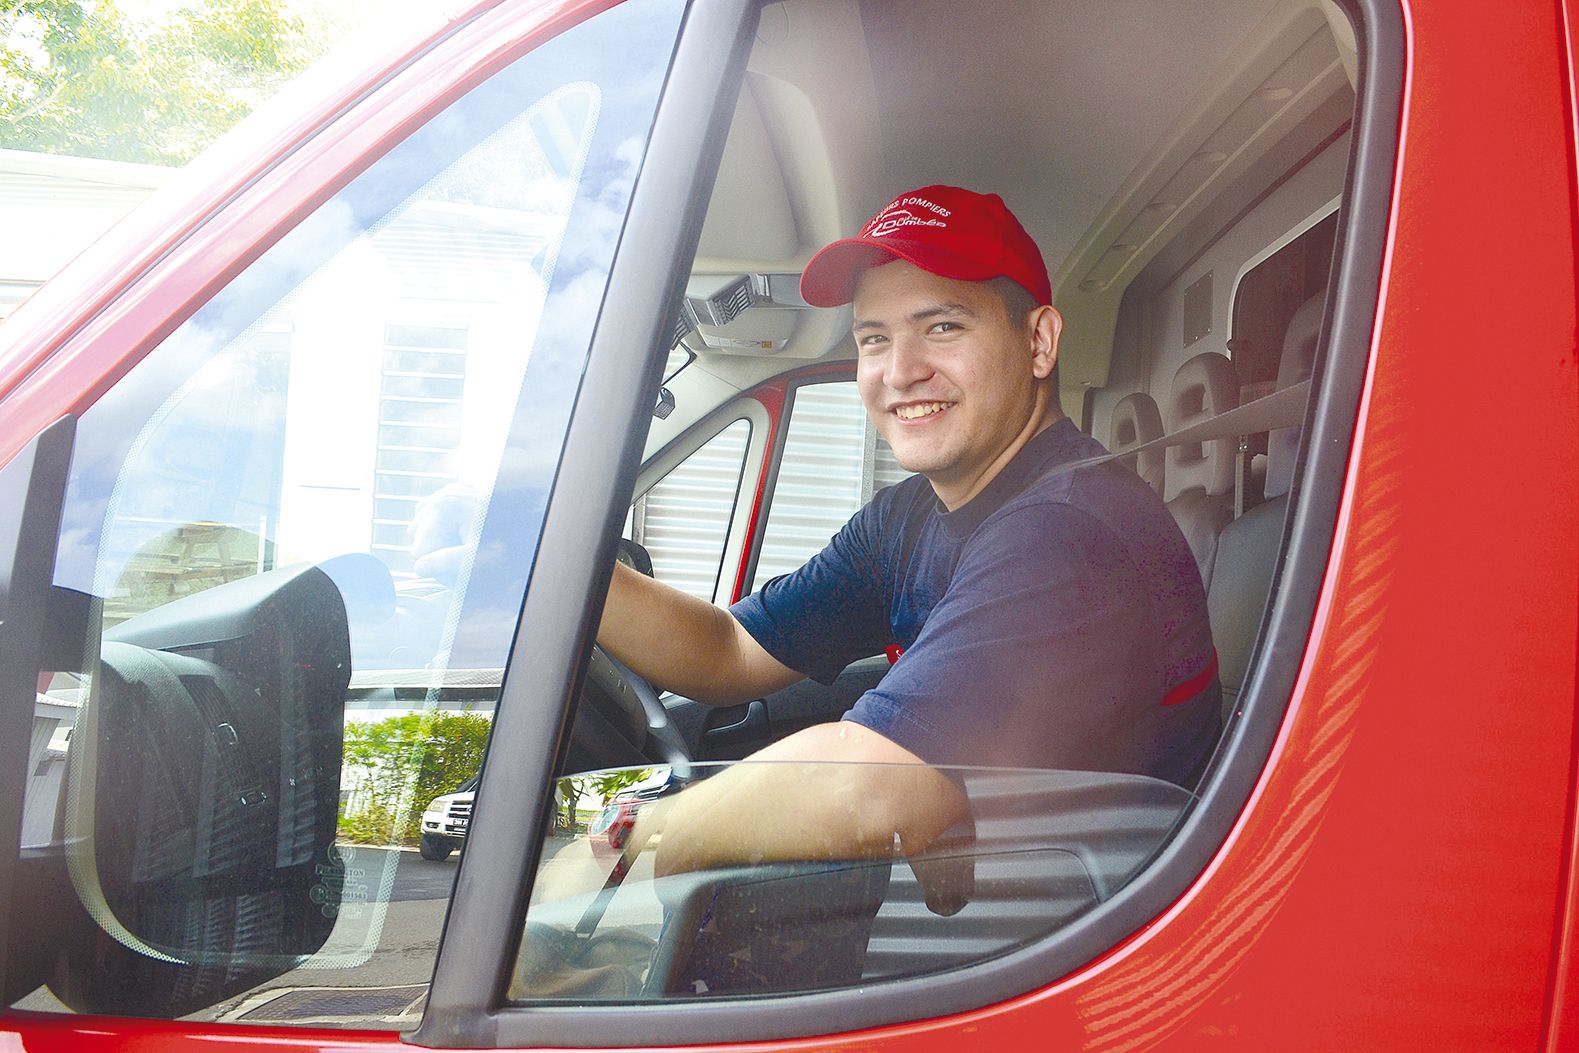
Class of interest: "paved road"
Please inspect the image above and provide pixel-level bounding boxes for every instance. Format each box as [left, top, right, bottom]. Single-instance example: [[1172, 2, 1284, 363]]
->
[[378, 847, 464, 901]]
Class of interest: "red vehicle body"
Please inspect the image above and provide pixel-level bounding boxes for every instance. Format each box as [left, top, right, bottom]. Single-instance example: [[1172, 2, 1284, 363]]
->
[[1, 0, 1577, 1050]]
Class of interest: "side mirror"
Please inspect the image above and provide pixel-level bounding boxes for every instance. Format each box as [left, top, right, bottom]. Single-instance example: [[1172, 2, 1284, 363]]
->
[[46, 562, 352, 1017]]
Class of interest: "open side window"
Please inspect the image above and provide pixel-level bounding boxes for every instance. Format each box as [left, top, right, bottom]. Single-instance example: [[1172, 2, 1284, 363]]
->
[[749, 378, 912, 591], [629, 413, 758, 604], [2, 0, 1404, 1045], [474, 0, 1403, 1047]]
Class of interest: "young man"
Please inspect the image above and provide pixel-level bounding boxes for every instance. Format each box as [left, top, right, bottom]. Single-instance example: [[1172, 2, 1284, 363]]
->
[[597, 186, 1218, 884]]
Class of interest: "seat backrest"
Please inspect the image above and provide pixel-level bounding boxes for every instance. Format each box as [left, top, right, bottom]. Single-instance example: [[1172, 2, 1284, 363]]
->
[[1207, 293, 1323, 717], [1107, 391, 1165, 495], [1263, 293, 1322, 499], [1163, 351, 1239, 502], [1163, 351, 1238, 585], [1206, 495, 1283, 718]]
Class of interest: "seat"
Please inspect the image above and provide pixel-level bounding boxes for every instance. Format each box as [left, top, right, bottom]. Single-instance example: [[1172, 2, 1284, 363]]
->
[[1107, 391, 1166, 495], [1163, 351, 1239, 587], [1206, 294, 1322, 718]]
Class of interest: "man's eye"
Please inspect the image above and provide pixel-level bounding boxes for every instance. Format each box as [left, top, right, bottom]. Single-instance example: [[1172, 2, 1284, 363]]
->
[[930, 322, 961, 334], [858, 334, 888, 349]]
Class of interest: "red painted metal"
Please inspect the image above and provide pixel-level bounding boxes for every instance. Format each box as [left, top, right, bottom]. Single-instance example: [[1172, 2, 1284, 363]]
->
[[3, 0, 1578, 1049], [0, 1010, 402, 1051], [1541, 4, 1579, 1050], [730, 375, 788, 603]]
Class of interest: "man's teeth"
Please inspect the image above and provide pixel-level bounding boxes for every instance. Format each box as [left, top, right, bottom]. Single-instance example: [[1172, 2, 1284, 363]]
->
[[895, 402, 952, 420]]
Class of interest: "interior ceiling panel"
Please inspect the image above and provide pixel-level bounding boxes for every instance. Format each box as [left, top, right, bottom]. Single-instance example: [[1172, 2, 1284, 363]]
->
[[857, 0, 1289, 279]]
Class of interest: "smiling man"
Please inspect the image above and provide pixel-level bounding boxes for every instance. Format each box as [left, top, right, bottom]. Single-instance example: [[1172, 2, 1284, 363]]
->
[[597, 186, 1219, 885]]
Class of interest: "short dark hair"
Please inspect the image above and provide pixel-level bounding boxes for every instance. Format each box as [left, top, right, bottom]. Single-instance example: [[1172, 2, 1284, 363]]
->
[[987, 277, 1059, 391]]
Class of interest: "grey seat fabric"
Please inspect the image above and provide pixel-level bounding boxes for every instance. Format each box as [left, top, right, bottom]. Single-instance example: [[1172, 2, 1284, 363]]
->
[[1263, 294, 1323, 500], [1206, 293, 1322, 718], [1107, 391, 1166, 495], [1163, 352, 1238, 588], [1206, 497, 1284, 719]]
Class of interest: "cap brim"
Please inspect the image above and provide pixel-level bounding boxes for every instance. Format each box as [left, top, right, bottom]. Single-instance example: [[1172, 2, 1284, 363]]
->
[[799, 237, 1007, 307], [799, 240, 898, 307]]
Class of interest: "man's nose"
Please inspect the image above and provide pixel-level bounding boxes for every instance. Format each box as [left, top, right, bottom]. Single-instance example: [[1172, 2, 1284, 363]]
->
[[884, 334, 934, 389]]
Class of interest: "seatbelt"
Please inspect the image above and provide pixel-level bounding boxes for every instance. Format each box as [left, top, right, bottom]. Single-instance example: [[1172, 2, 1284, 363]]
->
[[1113, 379, 1310, 461], [1046, 377, 1313, 477]]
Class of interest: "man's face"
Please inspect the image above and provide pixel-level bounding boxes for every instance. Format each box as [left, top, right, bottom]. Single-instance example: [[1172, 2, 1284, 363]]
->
[[852, 260, 1059, 508]]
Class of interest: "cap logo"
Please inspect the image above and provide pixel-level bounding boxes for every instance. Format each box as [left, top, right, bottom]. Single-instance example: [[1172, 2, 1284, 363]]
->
[[863, 196, 952, 239], [800, 185, 1047, 307]]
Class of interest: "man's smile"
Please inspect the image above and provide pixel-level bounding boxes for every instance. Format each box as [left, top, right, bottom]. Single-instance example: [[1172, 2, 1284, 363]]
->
[[893, 400, 957, 421]]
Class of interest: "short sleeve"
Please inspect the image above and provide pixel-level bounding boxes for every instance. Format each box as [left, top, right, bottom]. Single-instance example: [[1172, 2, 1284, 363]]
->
[[730, 501, 893, 684]]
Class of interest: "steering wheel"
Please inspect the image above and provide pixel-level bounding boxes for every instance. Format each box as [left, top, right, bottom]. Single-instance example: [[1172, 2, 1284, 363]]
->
[[579, 540, 690, 766]]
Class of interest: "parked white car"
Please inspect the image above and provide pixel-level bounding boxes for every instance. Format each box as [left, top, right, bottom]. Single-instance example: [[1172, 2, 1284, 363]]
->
[[418, 775, 479, 861]]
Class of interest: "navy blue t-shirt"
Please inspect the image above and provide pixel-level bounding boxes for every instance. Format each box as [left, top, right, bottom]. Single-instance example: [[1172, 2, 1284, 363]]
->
[[731, 417, 1220, 786]]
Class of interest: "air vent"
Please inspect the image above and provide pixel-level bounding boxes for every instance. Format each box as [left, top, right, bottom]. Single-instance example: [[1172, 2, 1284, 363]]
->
[[685, 274, 752, 327], [670, 274, 754, 347]]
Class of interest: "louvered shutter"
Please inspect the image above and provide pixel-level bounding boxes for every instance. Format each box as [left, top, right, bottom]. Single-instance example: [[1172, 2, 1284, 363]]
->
[[753, 383, 913, 589], [634, 419, 751, 599]]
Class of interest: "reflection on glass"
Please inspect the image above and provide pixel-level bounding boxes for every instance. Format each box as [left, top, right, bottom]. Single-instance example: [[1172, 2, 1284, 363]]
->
[[13, 0, 686, 1030], [512, 763, 1195, 1002]]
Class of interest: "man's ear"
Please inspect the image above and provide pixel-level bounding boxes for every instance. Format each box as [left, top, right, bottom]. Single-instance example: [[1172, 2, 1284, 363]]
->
[[1029, 305, 1062, 380]]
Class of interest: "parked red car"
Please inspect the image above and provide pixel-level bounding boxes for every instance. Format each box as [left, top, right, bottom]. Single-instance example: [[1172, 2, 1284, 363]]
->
[[1, 0, 1577, 1049]]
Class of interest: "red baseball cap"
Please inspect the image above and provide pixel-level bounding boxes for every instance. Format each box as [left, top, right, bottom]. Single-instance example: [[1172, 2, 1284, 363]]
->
[[799, 185, 1051, 308]]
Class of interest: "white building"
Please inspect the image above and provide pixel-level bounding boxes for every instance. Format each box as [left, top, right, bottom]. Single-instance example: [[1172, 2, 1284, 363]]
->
[[0, 148, 171, 320]]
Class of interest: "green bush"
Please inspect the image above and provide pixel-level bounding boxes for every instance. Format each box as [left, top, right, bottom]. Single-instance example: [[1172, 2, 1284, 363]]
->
[[338, 711, 491, 845], [336, 801, 402, 845]]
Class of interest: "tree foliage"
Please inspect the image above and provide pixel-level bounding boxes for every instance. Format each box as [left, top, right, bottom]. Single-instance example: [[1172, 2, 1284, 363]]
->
[[0, 0, 321, 164], [555, 768, 654, 832], [339, 711, 491, 845]]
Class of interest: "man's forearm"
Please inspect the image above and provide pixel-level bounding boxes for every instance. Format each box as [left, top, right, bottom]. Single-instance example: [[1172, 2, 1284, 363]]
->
[[597, 562, 799, 704], [643, 723, 974, 910]]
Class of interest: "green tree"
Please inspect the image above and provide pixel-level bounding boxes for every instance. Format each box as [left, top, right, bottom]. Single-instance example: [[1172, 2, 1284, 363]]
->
[[408, 712, 491, 834], [339, 711, 491, 845], [555, 768, 654, 832], [1, 0, 321, 164]]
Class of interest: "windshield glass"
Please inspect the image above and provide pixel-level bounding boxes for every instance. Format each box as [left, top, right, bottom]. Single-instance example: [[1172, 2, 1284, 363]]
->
[[10, 0, 685, 1029]]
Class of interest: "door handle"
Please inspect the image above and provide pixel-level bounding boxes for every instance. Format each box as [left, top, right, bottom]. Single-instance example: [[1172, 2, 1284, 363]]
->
[[701, 699, 767, 746]]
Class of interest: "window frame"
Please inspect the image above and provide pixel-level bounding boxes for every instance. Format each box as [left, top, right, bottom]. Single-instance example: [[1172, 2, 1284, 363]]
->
[[409, 0, 762, 1043], [734, 365, 857, 598], [629, 399, 769, 604], [433, 0, 1405, 1044]]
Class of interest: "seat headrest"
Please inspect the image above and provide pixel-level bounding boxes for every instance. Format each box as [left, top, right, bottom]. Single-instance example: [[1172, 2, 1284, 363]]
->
[[1265, 293, 1323, 498], [1108, 391, 1165, 494], [1164, 351, 1239, 502]]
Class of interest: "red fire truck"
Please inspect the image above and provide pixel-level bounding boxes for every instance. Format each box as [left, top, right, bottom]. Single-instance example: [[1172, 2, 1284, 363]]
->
[[1, 0, 1576, 1049]]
